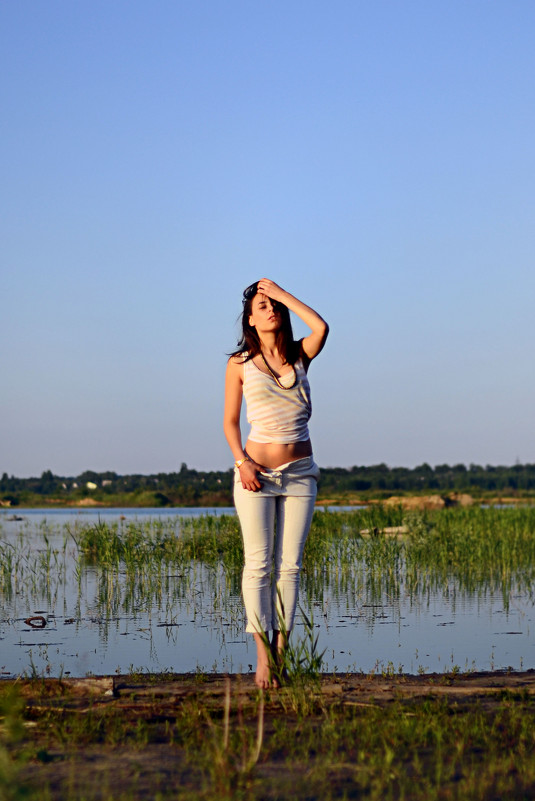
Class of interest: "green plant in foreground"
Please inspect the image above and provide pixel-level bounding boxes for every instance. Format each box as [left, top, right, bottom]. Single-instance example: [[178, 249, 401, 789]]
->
[[254, 593, 326, 714], [0, 685, 28, 801], [280, 605, 326, 685], [179, 678, 264, 799], [7, 672, 535, 801]]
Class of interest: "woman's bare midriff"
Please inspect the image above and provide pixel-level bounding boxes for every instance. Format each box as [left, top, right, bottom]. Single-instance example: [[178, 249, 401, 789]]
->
[[245, 439, 312, 470]]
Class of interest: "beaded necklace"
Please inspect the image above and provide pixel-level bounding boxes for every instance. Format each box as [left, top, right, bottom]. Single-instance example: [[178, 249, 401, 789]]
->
[[259, 351, 297, 390]]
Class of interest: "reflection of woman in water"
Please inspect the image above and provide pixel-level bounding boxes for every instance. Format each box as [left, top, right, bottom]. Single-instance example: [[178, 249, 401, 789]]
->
[[224, 278, 329, 688]]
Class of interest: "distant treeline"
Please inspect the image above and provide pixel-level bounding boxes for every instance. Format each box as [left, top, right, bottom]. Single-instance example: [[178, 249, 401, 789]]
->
[[1, 462, 535, 507], [318, 462, 535, 494]]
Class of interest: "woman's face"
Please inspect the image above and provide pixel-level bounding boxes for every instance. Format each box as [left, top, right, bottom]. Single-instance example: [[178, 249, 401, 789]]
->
[[248, 292, 281, 333]]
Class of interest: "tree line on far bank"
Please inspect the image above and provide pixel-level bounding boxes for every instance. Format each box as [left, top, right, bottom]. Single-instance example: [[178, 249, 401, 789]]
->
[[1, 462, 535, 507]]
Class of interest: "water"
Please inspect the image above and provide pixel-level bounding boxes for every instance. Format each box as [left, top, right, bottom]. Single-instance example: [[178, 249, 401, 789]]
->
[[1, 508, 533, 678], [0, 506, 237, 525]]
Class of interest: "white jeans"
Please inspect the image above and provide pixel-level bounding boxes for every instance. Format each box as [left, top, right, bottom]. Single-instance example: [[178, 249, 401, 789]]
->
[[233, 455, 320, 634]]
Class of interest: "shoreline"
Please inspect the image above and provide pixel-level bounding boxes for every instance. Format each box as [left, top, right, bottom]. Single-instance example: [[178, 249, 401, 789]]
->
[[2, 491, 535, 512], [5, 666, 535, 695]]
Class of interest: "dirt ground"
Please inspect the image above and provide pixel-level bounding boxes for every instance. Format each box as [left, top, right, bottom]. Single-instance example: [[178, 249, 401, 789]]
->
[[4, 669, 535, 800]]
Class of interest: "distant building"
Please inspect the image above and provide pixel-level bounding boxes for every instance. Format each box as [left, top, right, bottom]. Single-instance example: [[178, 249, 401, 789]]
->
[[86, 482, 98, 490]]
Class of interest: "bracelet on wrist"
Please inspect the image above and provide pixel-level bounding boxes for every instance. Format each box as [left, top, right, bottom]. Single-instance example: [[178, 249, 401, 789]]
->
[[235, 457, 249, 469]]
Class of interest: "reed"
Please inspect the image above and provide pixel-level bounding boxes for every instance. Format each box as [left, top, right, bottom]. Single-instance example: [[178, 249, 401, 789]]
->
[[3, 506, 535, 678]]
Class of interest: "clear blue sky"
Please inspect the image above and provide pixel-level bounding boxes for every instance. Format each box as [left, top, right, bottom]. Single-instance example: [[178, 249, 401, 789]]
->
[[2, 1, 534, 477]]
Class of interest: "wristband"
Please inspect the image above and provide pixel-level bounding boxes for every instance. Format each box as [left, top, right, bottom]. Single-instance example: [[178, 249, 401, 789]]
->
[[235, 457, 249, 469]]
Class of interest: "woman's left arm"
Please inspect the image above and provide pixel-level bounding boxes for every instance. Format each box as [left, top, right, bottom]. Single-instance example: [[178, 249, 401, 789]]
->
[[256, 278, 329, 361]]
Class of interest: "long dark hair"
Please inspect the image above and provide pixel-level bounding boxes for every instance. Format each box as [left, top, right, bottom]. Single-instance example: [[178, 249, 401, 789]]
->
[[231, 281, 300, 365]]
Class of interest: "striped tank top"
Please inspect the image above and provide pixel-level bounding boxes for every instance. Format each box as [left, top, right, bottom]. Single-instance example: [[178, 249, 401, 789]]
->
[[242, 354, 312, 444]]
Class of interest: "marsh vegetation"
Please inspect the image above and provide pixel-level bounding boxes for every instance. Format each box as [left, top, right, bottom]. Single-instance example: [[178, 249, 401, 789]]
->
[[2, 505, 535, 799], [1, 505, 535, 677]]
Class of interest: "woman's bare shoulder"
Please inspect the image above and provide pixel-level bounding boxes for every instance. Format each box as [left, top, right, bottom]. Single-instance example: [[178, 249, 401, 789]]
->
[[227, 353, 247, 373]]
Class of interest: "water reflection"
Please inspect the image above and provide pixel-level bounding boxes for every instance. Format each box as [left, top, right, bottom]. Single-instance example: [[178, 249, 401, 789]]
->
[[1, 508, 534, 678]]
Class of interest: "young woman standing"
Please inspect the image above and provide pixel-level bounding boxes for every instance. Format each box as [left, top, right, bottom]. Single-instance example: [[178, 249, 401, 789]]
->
[[224, 278, 328, 688]]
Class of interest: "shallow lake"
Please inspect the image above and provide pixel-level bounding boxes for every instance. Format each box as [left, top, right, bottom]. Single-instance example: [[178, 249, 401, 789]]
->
[[1, 507, 533, 678]]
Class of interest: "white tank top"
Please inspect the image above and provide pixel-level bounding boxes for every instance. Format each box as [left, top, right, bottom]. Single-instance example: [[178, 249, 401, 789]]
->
[[242, 355, 312, 444]]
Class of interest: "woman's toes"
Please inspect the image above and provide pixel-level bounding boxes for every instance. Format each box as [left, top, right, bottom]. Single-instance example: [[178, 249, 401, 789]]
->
[[255, 662, 271, 689]]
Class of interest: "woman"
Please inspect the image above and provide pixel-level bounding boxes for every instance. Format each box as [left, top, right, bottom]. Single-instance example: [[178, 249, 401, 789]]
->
[[224, 278, 329, 689]]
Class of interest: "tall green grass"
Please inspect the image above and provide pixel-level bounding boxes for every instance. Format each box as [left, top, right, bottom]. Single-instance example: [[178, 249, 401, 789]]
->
[[70, 505, 535, 616], [2, 506, 535, 635]]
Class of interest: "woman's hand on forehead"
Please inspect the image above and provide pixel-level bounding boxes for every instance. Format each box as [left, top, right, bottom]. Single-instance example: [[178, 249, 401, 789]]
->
[[256, 278, 285, 302]]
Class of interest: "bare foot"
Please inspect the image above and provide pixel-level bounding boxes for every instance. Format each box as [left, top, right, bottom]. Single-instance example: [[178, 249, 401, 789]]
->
[[253, 633, 274, 689], [255, 659, 272, 689]]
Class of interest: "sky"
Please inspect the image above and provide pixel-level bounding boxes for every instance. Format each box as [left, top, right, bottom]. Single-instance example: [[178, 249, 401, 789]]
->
[[1, 1, 534, 478]]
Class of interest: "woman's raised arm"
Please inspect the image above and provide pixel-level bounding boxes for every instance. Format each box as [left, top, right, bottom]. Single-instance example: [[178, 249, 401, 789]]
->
[[255, 278, 329, 361]]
